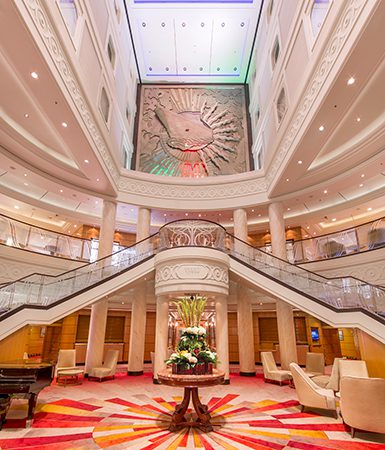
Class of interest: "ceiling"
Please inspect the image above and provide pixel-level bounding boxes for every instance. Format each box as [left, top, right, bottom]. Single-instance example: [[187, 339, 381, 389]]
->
[[124, 0, 263, 83]]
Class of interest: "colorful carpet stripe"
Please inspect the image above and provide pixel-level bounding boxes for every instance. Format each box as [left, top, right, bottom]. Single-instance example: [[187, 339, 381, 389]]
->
[[0, 394, 384, 449]]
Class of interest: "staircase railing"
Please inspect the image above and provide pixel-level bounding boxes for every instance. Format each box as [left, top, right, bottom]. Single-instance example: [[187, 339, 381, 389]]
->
[[0, 220, 384, 322]]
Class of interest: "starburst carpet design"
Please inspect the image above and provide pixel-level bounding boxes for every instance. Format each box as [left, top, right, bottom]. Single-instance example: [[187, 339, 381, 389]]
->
[[1, 393, 384, 449]]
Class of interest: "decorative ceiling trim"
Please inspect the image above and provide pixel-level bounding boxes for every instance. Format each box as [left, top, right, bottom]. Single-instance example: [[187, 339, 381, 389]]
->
[[21, 0, 119, 188], [265, 0, 367, 188]]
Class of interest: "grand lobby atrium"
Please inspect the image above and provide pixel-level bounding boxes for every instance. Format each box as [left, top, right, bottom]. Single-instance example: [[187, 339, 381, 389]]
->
[[0, 0, 385, 448]]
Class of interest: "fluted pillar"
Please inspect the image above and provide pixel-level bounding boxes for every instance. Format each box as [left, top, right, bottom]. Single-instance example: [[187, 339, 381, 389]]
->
[[127, 207, 152, 375], [237, 286, 255, 376], [153, 295, 169, 383], [215, 295, 230, 383], [268, 202, 297, 369], [85, 200, 117, 374], [233, 208, 248, 258], [127, 283, 147, 375]]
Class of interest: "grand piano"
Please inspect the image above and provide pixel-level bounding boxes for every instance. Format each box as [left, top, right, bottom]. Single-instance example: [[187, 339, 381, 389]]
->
[[0, 361, 54, 429]]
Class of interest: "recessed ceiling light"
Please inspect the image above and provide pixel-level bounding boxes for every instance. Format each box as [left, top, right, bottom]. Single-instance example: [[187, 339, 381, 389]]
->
[[84, 159, 89, 163], [361, 173, 365, 178], [332, 218, 336, 222], [258, 214, 261, 217], [319, 125, 325, 131], [297, 160, 303, 165], [251, 209, 255, 212], [61, 122, 68, 128], [14, 205, 20, 209], [24, 113, 29, 118], [24, 173, 27, 177], [313, 232, 316, 235], [30, 71, 39, 79], [198, 213, 201, 217], [287, 207, 291, 211], [359, 183, 363, 187], [24, 182, 28, 186], [59, 189, 63, 193], [347, 77, 355, 85], [163, 213, 167, 217], [356, 117, 361, 122], [74, 224, 77, 228], [286, 178, 289, 182], [185, 213, 188, 216], [96, 178, 100, 182], [323, 189, 328, 194], [367, 207, 372, 211]]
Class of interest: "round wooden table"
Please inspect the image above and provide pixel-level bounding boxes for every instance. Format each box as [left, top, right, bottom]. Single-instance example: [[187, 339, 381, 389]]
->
[[157, 369, 225, 432]]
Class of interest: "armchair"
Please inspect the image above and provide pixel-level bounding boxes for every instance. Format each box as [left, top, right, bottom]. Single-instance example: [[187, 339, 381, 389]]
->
[[311, 357, 341, 391], [261, 352, 292, 386], [340, 376, 385, 437], [304, 352, 325, 377], [88, 350, 119, 381], [289, 363, 337, 417], [55, 349, 83, 386]]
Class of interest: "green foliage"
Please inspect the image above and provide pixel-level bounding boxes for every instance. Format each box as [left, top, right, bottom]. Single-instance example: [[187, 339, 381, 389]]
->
[[173, 294, 206, 327]]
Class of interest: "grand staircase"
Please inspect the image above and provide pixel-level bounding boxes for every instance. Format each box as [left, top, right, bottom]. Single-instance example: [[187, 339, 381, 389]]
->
[[0, 220, 384, 342]]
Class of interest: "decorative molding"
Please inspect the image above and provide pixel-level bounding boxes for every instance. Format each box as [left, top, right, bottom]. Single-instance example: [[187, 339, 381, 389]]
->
[[265, 0, 366, 187], [155, 264, 228, 284], [22, 0, 119, 184], [118, 173, 267, 201]]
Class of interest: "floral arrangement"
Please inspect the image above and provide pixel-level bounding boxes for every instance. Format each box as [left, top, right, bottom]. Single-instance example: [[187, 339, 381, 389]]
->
[[165, 295, 217, 375]]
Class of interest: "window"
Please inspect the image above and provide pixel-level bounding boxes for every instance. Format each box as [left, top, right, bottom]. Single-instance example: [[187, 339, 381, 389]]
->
[[310, 0, 330, 37], [59, 0, 78, 36], [271, 37, 280, 69], [100, 87, 110, 123], [107, 36, 116, 69], [276, 87, 287, 124]]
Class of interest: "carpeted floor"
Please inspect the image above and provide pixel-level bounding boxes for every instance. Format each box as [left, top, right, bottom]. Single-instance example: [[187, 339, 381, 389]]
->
[[0, 373, 384, 449]]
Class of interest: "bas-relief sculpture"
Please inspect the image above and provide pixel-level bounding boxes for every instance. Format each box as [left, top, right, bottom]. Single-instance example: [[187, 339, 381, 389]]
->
[[136, 85, 249, 177]]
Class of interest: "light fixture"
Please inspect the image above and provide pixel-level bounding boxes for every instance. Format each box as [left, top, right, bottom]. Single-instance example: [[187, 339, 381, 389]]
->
[[30, 71, 39, 79], [59, 189, 63, 193], [84, 159, 89, 163], [297, 160, 303, 165], [258, 213, 261, 217], [286, 178, 289, 182], [306, 226, 310, 229], [163, 213, 167, 217], [251, 209, 255, 212], [332, 218, 336, 222], [198, 213, 202, 218], [96, 178, 100, 182], [24, 173, 27, 177], [359, 183, 363, 187], [61, 122, 68, 128], [347, 77, 355, 85], [24, 182, 28, 186], [356, 117, 361, 122], [361, 173, 365, 178], [24, 113, 29, 118], [14, 205, 20, 209], [323, 189, 328, 194], [367, 207, 372, 211], [313, 232, 316, 235], [287, 207, 291, 211], [185, 213, 188, 216], [74, 224, 77, 228], [319, 125, 325, 131]]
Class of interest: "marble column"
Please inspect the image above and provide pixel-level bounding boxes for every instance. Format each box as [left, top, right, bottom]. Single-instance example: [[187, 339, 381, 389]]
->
[[233, 208, 248, 258], [127, 207, 152, 375], [215, 295, 230, 383], [85, 200, 117, 374], [268, 202, 297, 369], [127, 283, 147, 375], [153, 295, 169, 384], [237, 286, 255, 376]]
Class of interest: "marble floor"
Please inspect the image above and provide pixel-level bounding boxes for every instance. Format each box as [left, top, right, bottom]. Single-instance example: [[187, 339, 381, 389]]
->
[[0, 370, 384, 449]]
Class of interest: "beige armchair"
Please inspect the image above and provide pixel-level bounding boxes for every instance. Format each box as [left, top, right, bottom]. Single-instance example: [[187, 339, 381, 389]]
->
[[340, 376, 385, 437], [339, 359, 368, 378], [289, 363, 337, 417], [261, 352, 292, 386], [88, 350, 119, 381], [304, 352, 324, 377], [55, 349, 77, 378], [312, 357, 341, 391]]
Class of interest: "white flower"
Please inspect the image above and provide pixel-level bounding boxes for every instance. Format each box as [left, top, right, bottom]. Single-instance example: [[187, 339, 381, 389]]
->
[[198, 326, 206, 335], [184, 352, 192, 360], [188, 356, 198, 364], [191, 326, 200, 335], [170, 353, 178, 359], [185, 327, 193, 334]]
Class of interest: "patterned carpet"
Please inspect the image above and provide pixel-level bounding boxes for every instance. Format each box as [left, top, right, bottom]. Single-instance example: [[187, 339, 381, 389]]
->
[[1, 393, 384, 449]]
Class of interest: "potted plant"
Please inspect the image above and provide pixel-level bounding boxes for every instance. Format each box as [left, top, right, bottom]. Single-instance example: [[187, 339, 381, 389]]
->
[[165, 295, 217, 375]]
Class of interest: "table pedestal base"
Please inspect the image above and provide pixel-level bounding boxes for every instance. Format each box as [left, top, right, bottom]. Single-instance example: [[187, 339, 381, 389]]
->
[[169, 387, 212, 432]]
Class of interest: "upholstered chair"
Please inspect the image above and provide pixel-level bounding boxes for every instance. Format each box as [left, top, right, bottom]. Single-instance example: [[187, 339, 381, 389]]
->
[[88, 350, 119, 381], [340, 376, 385, 437], [304, 352, 325, 377], [338, 359, 368, 379], [311, 357, 341, 391], [55, 349, 77, 378], [289, 363, 337, 417], [260, 352, 292, 386]]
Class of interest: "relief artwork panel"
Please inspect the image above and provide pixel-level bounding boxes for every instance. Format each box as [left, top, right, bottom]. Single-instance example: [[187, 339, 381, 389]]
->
[[135, 85, 250, 177]]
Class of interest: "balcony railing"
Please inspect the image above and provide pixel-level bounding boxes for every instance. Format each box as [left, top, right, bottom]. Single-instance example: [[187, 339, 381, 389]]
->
[[0, 220, 384, 323], [259, 216, 385, 263]]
